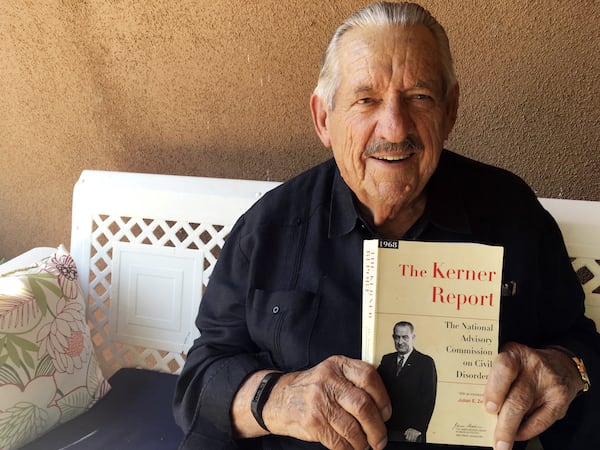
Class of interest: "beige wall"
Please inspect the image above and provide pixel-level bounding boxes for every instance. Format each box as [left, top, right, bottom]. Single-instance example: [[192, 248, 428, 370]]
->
[[1, 0, 598, 260]]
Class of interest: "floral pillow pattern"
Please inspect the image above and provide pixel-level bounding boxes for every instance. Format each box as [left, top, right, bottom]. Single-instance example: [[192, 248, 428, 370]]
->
[[0, 246, 110, 449]]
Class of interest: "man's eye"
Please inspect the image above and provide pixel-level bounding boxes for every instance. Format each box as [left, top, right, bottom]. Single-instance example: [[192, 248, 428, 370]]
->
[[412, 93, 434, 101], [356, 98, 373, 105]]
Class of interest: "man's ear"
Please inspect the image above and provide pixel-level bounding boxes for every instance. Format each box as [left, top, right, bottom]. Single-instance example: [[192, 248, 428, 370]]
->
[[310, 93, 332, 148], [443, 83, 460, 140]]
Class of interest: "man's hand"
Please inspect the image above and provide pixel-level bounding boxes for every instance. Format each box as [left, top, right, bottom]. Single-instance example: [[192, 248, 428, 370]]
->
[[484, 342, 584, 450], [234, 355, 391, 450]]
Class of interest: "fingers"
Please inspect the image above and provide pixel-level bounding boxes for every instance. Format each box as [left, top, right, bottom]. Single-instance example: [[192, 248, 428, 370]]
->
[[334, 367, 390, 449], [494, 381, 535, 445], [266, 355, 391, 450], [319, 356, 390, 449], [484, 344, 521, 415], [484, 344, 530, 449], [321, 400, 374, 450], [484, 342, 580, 450], [339, 357, 392, 422]]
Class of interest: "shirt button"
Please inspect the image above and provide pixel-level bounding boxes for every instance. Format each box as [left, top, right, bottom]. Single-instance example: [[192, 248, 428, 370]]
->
[[272, 306, 280, 314]]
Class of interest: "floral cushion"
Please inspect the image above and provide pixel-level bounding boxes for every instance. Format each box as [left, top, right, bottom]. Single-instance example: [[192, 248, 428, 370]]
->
[[0, 246, 110, 450]]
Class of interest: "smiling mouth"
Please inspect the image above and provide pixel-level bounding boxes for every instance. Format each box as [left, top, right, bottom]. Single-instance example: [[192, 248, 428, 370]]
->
[[365, 137, 425, 161], [372, 152, 416, 162]]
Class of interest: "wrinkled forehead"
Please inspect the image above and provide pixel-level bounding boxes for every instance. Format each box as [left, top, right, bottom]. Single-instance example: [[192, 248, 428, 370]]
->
[[336, 24, 445, 92]]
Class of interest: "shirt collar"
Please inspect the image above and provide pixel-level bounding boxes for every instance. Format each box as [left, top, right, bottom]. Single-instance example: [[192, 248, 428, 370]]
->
[[327, 151, 472, 239], [398, 349, 413, 364]]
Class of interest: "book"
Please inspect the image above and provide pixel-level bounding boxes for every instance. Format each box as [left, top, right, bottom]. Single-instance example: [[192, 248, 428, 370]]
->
[[362, 239, 504, 447]]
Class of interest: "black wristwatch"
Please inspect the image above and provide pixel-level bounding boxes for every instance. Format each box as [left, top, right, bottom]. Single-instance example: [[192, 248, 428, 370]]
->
[[251, 372, 283, 432]]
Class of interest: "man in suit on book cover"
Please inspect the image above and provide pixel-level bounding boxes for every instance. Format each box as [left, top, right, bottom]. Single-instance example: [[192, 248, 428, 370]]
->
[[378, 321, 437, 443]]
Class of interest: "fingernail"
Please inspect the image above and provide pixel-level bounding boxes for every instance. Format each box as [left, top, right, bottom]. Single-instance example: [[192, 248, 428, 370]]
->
[[486, 401, 498, 412], [382, 405, 392, 420], [496, 440, 511, 450], [375, 437, 388, 450]]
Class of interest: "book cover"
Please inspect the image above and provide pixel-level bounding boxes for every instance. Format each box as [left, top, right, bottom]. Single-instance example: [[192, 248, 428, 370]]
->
[[362, 239, 504, 447]]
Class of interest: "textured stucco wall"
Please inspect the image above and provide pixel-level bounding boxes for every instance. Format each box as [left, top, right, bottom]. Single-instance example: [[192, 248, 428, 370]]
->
[[1, 0, 598, 259]]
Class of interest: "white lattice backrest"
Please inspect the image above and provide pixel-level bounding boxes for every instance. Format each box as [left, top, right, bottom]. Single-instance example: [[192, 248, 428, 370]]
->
[[67, 174, 598, 379], [70, 170, 281, 377], [540, 198, 600, 328]]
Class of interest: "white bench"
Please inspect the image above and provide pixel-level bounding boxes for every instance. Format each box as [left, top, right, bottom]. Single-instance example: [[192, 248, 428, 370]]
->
[[68, 170, 281, 377], [1, 170, 598, 450], [0, 170, 280, 450], [4, 173, 598, 376], [539, 198, 600, 328]]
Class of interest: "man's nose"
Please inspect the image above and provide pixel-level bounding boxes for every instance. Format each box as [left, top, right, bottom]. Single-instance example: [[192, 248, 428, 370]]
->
[[376, 101, 415, 143]]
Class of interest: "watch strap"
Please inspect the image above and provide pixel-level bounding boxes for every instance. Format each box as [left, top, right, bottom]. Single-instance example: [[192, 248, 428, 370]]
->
[[546, 345, 591, 393], [251, 371, 283, 432]]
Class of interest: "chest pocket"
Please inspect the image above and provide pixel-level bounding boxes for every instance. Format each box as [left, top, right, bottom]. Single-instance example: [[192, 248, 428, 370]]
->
[[247, 288, 320, 371]]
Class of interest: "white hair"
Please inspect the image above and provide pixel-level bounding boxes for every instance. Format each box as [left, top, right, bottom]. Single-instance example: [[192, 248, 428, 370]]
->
[[314, 2, 457, 110]]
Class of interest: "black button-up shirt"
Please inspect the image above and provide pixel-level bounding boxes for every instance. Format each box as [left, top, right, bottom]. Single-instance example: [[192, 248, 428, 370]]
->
[[174, 150, 598, 450]]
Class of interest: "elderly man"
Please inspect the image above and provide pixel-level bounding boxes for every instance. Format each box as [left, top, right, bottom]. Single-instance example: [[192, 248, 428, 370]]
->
[[174, 2, 598, 450]]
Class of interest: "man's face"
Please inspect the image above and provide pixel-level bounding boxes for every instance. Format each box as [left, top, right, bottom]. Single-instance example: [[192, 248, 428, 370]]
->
[[393, 325, 415, 354], [312, 25, 458, 229]]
